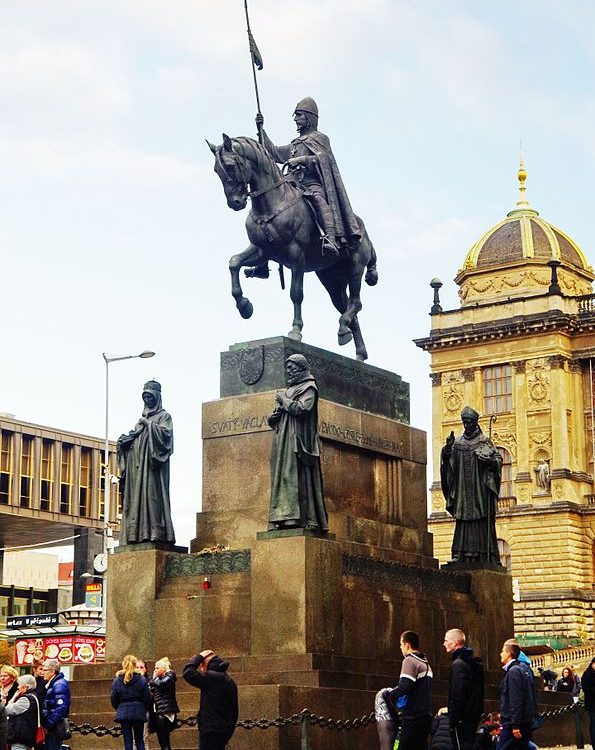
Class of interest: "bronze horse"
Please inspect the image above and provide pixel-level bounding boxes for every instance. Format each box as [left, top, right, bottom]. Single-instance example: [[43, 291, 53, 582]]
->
[[208, 134, 378, 361]]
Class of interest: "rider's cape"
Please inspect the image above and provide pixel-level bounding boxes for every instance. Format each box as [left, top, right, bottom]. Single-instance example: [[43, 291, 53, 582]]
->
[[262, 129, 361, 246]]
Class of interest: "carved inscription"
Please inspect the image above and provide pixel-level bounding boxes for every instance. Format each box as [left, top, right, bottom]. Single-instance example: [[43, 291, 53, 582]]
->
[[207, 412, 406, 457], [210, 415, 270, 435], [319, 421, 404, 455]]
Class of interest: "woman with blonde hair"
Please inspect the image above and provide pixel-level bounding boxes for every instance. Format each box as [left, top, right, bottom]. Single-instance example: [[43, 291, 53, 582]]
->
[[110, 654, 151, 750], [148, 657, 179, 750], [0, 665, 19, 703]]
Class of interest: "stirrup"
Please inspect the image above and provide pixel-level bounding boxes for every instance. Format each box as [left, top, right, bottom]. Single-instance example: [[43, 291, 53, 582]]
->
[[244, 264, 270, 279], [321, 235, 340, 257]]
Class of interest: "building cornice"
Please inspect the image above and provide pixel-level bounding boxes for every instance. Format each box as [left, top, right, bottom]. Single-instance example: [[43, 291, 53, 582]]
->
[[415, 308, 595, 352]]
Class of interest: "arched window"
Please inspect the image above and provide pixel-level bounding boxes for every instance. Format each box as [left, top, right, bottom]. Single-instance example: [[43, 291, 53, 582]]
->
[[498, 539, 511, 572], [498, 447, 513, 498]]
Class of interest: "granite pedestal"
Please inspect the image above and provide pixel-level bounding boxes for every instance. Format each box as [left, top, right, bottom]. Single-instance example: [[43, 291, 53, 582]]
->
[[75, 339, 514, 750]]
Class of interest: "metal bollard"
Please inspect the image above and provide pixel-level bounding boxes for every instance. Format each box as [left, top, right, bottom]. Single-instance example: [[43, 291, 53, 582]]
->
[[301, 712, 311, 750]]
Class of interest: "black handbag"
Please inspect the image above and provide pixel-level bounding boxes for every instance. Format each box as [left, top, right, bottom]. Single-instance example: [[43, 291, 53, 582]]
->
[[56, 717, 72, 741]]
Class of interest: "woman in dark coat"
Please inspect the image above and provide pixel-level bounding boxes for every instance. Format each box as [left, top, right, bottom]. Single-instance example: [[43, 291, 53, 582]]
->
[[111, 654, 151, 750], [0, 664, 19, 750], [556, 666, 580, 695], [148, 658, 180, 750], [429, 708, 453, 750], [582, 658, 595, 746]]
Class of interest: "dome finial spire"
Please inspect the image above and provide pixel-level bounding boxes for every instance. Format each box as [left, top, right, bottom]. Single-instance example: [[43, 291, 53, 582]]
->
[[516, 141, 530, 208]]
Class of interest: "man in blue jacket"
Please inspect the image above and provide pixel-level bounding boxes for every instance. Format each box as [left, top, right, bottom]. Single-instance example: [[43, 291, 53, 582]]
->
[[498, 640, 536, 749], [41, 659, 70, 750]]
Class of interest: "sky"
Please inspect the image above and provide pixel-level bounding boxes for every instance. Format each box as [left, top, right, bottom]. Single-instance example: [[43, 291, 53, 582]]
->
[[1, 0, 594, 552]]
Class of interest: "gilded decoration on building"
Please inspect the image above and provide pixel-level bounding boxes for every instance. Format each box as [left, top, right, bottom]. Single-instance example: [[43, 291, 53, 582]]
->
[[459, 269, 549, 301], [526, 359, 551, 406], [517, 485, 530, 503], [442, 371, 465, 415], [492, 417, 517, 458], [529, 431, 552, 453]]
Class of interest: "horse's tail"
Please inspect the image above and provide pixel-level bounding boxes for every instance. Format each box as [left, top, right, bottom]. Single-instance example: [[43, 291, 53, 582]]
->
[[365, 243, 379, 286]]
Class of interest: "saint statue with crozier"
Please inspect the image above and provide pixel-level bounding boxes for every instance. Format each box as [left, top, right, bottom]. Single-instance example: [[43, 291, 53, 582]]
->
[[440, 406, 502, 565]]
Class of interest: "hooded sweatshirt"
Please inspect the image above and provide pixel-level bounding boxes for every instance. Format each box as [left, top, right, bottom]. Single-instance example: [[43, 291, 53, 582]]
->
[[448, 646, 484, 726], [386, 651, 433, 719], [182, 654, 238, 737]]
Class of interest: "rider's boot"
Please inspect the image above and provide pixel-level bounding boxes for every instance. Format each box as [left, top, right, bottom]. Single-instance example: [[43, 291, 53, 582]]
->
[[317, 205, 340, 259], [244, 264, 270, 279]]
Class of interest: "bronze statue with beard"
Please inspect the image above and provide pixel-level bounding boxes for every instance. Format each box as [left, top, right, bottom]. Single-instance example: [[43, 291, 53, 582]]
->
[[117, 380, 176, 546], [267, 354, 328, 533], [440, 406, 502, 565]]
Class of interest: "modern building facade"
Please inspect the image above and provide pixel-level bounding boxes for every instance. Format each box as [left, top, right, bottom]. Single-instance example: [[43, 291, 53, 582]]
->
[[0, 414, 117, 603], [416, 163, 595, 642]]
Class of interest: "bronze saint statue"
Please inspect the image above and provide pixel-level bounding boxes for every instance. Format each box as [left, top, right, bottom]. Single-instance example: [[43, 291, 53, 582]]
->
[[268, 354, 328, 532], [117, 380, 176, 546], [207, 96, 378, 361], [440, 406, 502, 565]]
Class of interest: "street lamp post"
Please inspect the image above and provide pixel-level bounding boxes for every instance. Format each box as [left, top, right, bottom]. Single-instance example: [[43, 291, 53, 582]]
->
[[102, 350, 155, 563]]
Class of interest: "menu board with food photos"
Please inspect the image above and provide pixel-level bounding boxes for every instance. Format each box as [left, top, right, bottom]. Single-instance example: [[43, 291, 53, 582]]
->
[[14, 635, 106, 666]]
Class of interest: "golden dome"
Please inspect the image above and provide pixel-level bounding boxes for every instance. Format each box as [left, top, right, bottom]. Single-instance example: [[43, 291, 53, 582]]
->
[[456, 160, 593, 304], [459, 160, 591, 274]]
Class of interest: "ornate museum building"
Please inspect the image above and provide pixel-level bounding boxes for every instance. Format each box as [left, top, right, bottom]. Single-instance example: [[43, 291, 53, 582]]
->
[[416, 162, 595, 644]]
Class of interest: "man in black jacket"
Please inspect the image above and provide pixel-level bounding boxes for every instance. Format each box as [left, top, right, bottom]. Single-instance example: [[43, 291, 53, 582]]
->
[[498, 640, 535, 750], [182, 649, 238, 750], [443, 628, 484, 750]]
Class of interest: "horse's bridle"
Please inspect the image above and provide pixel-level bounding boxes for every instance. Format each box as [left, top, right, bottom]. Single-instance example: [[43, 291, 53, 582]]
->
[[216, 144, 286, 200]]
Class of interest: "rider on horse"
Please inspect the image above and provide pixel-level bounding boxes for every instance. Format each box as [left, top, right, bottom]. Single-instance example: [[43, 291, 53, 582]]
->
[[249, 97, 361, 278]]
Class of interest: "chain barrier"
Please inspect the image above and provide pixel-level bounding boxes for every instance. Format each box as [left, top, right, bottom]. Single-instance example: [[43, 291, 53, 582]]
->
[[68, 702, 579, 738]]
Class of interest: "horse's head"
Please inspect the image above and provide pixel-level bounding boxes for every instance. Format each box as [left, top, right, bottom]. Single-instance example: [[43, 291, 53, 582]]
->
[[207, 134, 250, 211]]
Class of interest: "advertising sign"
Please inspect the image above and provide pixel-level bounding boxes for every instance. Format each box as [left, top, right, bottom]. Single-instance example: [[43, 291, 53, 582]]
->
[[14, 635, 106, 666], [85, 582, 102, 609], [7, 614, 60, 629]]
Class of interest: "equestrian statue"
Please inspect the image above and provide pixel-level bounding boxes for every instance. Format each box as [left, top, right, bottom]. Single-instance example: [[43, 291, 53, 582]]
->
[[207, 97, 378, 361]]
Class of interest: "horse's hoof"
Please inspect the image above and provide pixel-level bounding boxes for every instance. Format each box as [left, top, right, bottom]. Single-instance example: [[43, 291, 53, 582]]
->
[[338, 330, 353, 346], [356, 352, 368, 362], [287, 329, 302, 341], [237, 298, 253, 319]]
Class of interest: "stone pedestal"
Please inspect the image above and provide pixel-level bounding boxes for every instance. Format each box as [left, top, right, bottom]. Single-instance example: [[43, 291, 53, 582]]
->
[[80, 339, 515, 750]]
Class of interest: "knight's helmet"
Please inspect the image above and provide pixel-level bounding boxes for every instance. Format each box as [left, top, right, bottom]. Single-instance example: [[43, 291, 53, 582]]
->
[[294, 97, 319, 126]]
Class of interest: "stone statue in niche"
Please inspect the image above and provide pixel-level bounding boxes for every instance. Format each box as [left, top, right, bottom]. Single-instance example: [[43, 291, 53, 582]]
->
[[440, 406, 502, 566], [267, 354, 328, 533], [535, 458, 551, 493]]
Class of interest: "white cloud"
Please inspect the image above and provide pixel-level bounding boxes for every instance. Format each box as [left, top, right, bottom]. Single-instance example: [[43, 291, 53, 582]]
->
[[0, 33, 133, 139]]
